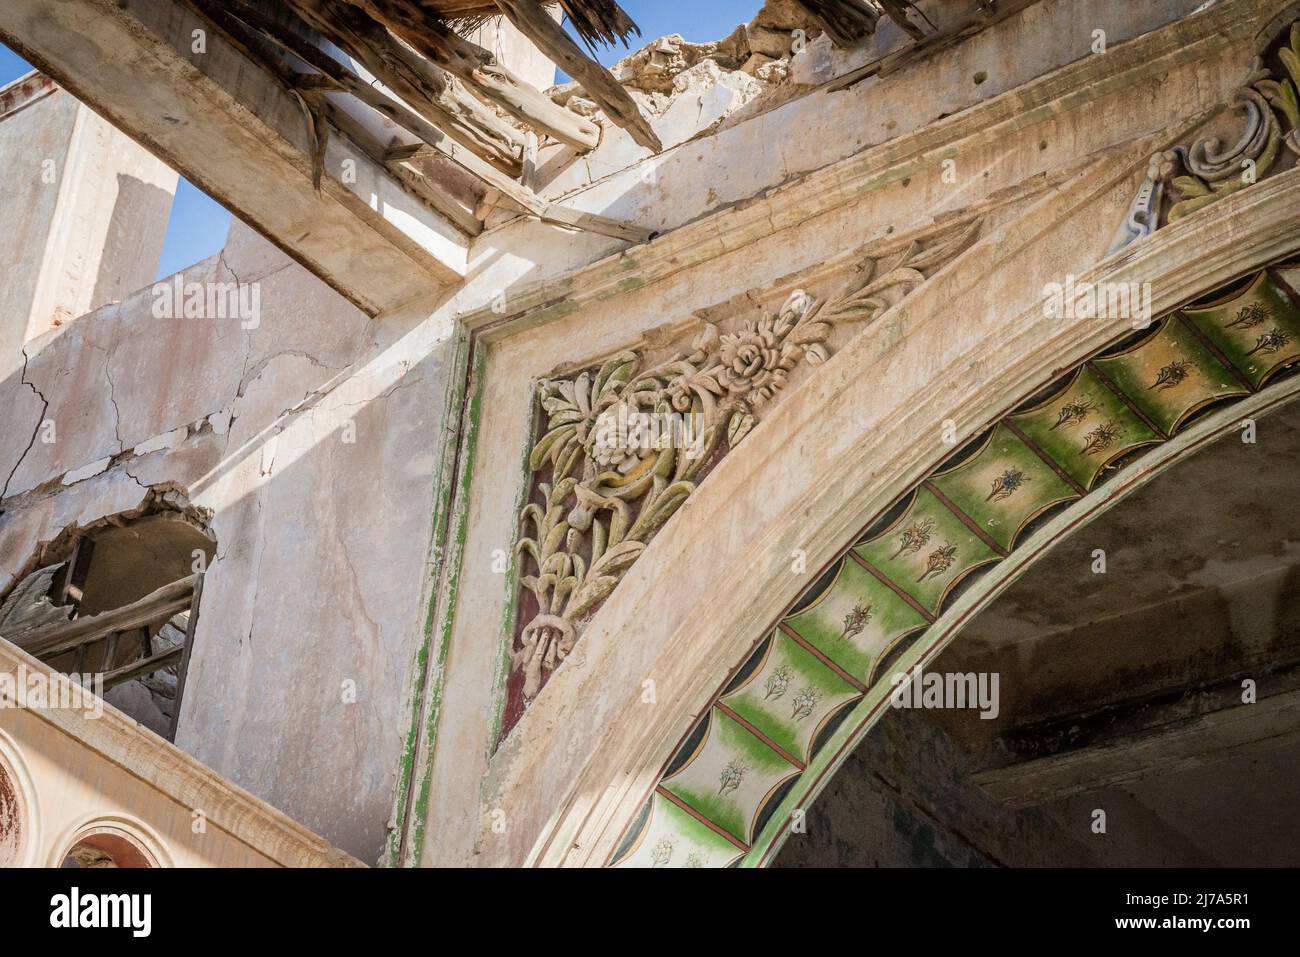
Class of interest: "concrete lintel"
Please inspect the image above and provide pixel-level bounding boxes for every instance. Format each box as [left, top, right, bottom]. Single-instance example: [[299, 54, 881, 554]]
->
[[0, 0, 467, 316]]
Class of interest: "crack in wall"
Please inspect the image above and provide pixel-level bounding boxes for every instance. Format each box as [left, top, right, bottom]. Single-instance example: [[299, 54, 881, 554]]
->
[[1, 345, 51, 503], [237, 349, 343, 401], [103, 350, 126, 451], [79, 337, 127, 454]]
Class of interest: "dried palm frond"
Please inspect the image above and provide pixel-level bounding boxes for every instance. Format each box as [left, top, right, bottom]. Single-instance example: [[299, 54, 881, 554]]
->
[[418, 0, 640, 50], [556, 0, 640, 51]]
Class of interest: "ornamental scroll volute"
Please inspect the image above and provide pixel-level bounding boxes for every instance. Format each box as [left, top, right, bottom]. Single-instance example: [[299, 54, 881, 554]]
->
[[1167, 21, 1300, 221], [500, 220, 981, 735], [1113, 18, 1300, 251]]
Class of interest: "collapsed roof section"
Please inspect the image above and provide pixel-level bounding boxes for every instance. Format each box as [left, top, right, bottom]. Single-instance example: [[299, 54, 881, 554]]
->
[[183, 1, 937, 241], [0, 0, 948, 313]]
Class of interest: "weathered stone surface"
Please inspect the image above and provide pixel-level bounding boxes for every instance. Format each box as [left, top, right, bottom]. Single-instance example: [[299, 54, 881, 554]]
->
[[746, 25, 793, 60], [754, 0, 818, 33], [0, 213, 453, 861], [0, 81, 176, 380], [437, 0, 1294, 863], [611, 30, 750, 94], [3, 0, 1293, 873]]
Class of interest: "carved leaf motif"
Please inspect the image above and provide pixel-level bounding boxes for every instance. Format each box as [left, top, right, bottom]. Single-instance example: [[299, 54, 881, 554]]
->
[[1281, 23, 1300, 91], [595, 353, 638, 395], [864, 266, 926, 292], [728, 412, 756, 447], [1258, 78, 1300, 129], [588, 540, 644, 577], [906, 219, 982, 269], [509, 219, 982, 702], [1167, 22, 1300, 223], [567, 576, 624, 620], [530, 425, 576, 471], [1171, 175, 1211, 198], [556, 443, 584, 483], [790, 322, 832, 345]]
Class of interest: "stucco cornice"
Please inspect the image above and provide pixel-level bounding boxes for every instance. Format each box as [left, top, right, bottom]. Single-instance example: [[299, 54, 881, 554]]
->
[[461, 0, 1278, 342], [0, 639, 362, 867]]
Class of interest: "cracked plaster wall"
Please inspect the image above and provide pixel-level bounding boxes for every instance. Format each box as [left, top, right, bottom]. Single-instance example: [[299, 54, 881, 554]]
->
[[0, 218, 457, 862], [0, 0, 1269, 868]]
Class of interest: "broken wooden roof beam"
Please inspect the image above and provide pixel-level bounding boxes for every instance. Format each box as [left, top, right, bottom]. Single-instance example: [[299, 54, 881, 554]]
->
[[283, 0, 526, 175], [187, 0, 483, 233], [101, 643, 186, 691], [792, 0, 880, 47], [492, 0, 663, 154], [191, 0, 651, 243], [384, 143, 655, 242], [877, 1, 930, 41], [326, 102, 485, 235], [348, 0, 602, 152], [6, 577, 197, 661], [791, 0, 932, 46]]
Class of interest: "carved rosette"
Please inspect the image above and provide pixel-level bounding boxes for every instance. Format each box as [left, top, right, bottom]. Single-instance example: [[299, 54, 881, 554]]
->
[[507, 221, 981, 706]]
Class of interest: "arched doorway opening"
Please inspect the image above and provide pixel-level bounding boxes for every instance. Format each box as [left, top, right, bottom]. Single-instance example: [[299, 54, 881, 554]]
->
[[58, 821, 162, 868]]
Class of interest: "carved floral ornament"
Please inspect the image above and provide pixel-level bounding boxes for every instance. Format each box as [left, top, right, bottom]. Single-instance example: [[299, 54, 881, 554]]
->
[[1171, 22, 1300, 212], [1113, 19, 1300, 250], [508, 220, 981, 701]]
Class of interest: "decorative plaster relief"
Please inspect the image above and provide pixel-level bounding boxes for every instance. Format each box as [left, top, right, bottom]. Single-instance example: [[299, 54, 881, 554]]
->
[[1113, 18, 1300, 252], [506, 220, 982, 715]]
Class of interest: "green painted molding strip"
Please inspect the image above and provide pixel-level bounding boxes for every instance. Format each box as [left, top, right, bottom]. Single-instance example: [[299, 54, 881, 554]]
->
[[407, 341, 489, 867], [385, 325, 474, 868], [605, 264, 1300, 867], [487, 375, 543, 750]]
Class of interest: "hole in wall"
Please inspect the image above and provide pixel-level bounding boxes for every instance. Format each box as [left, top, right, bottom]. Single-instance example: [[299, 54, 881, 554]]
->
[[0, 492, 215, 739]]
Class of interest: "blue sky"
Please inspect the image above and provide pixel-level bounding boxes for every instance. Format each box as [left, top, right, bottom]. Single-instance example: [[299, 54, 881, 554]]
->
[[582, 0, 761, 61], [0, 1, 760, 279]]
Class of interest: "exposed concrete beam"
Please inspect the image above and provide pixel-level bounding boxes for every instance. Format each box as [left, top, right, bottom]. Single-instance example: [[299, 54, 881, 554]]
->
[[0, 0, 467, 316], [973, 662, 1300, 808]]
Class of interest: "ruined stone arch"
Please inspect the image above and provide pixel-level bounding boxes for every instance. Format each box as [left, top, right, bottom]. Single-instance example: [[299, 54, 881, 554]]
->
[[617, 379, 1300, 867], [501, 166, 1300, 868]]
